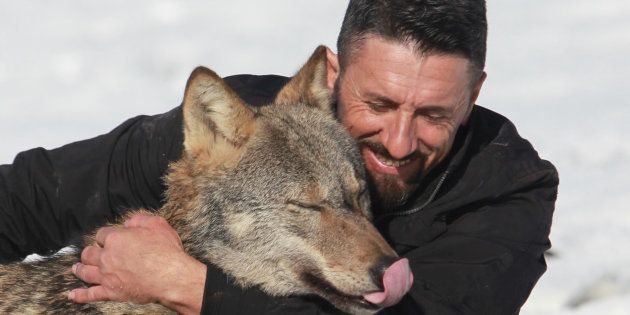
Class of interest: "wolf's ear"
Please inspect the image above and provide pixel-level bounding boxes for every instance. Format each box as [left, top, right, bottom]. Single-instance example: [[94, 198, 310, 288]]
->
[[275, 45, 333, 113], [182, 66, 256, 157]]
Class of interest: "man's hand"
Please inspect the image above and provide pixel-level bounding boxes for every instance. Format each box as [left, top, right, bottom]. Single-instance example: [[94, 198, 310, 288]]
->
[[69, 213, 207, 315]]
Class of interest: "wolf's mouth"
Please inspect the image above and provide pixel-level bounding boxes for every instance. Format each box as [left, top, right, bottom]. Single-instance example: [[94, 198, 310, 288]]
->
[[301, 272, 381, 311]]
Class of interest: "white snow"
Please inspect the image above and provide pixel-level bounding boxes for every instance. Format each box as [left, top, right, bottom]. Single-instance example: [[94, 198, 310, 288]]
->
[[1, 1, 628, 313]]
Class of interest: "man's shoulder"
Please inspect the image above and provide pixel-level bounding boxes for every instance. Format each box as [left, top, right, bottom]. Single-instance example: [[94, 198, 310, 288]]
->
[[467, 105, 558, 186], [223, 74, 290, 107], [416, 105, 558, 226]]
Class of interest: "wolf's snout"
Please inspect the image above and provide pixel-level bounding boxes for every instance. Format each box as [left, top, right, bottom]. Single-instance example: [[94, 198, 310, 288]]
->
[[363, 258, 414, 307], [369, 256, 398, 290]]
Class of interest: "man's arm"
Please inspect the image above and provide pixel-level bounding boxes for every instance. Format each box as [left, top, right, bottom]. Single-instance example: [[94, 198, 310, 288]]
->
[[385, 167, 558, 314], [71, 169, 557, 315], [69, 136, 557, 314], [0, 106, 183, 262], [72, 168, 556, 315]]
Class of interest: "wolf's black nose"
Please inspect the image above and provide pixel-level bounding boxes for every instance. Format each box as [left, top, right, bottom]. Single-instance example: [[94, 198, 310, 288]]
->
[[369, 256, 398, 290]]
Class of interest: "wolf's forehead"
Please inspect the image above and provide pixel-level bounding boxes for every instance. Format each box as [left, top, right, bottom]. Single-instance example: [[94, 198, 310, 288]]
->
[[261, 108, 360, 165], [242, 106, 362, 183]]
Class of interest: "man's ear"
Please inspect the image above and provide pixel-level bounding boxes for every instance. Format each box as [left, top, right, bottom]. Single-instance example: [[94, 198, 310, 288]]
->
[[274, 45, 333, 113], [463, 71, 487, 124], [182, 66, 256, 158]]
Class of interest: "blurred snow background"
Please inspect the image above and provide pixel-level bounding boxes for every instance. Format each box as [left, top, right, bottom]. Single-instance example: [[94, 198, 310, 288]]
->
[[1, 1, 628, 313]]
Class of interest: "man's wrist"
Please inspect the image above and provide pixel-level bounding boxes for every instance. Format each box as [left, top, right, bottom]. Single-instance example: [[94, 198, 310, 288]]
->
[[160, 255, 207, 315]]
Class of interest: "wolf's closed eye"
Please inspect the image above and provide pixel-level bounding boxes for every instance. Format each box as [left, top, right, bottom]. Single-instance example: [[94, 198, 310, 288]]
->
[[286, 200, 324, 212]]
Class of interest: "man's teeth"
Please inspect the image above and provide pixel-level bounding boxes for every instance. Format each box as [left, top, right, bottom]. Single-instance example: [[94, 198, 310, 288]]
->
[[375, 152, 413, 167]]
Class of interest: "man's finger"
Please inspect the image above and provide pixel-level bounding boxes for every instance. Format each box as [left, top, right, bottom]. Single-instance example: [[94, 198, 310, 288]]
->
[[94, 226, 118, 247], [80, 245, 102, 266], [123, 213, 156, 228], [72, 263, 103, 285], [68, 286, 111, 303], [124, 213, 167, 229]]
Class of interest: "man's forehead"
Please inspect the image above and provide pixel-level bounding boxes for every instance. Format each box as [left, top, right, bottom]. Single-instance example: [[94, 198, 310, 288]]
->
[[341, 41, 473, 108]]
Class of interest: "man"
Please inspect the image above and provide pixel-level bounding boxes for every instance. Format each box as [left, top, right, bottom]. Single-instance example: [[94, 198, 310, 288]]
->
[[0, 0, 558, 314]]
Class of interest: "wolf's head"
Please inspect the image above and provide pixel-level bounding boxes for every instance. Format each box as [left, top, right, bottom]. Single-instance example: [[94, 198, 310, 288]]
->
[[164, 46, 405, 314]]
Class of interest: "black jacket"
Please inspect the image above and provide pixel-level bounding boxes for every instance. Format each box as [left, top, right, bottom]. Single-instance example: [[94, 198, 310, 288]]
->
[[0, 74, 558, 314]]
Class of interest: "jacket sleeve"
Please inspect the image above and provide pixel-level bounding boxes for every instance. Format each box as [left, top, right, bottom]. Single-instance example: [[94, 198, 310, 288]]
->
[[201, 264, 344, 315], [0, 106, 183, 262], [384, 167, 559, 315]]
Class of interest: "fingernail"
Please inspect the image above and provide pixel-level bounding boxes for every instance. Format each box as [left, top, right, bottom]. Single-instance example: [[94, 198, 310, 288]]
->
[[72, 263, 80, 273], [68, 290, 75, 300]]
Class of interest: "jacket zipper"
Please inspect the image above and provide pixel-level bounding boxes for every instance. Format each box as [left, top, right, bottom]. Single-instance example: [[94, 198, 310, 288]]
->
[[375, 169, 450, 222]]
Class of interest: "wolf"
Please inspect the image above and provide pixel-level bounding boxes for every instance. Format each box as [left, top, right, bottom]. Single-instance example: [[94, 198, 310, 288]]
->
[[0, 46, 405, 314]]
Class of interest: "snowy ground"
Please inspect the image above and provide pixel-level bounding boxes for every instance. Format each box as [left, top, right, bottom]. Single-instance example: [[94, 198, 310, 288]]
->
[[1, 1, 629, 313]]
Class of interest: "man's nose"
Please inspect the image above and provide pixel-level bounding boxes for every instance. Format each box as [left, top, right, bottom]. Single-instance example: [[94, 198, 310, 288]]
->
[[384, 113, 417, 159]]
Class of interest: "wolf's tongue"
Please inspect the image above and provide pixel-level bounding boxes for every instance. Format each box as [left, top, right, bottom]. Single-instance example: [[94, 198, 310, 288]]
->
[[362, 258, 414, 307]]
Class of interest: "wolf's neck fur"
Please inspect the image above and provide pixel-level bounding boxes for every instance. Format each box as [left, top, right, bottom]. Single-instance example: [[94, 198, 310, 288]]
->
[[159, 156, 220, 258]]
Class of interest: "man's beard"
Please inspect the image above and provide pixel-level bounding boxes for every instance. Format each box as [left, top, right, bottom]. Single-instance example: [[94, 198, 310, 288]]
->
[[359, 139, 423, 215]]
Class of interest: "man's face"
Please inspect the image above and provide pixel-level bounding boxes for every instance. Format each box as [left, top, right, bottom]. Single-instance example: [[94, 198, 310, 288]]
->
[[326, 36, 485, 211]]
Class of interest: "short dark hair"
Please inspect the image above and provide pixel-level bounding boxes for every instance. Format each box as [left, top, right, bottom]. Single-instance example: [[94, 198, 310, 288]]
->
[[337, 0, 487, 75]]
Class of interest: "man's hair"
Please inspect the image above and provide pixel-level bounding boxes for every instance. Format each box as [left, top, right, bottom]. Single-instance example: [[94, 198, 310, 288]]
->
[[337, 0, 487, 76]]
